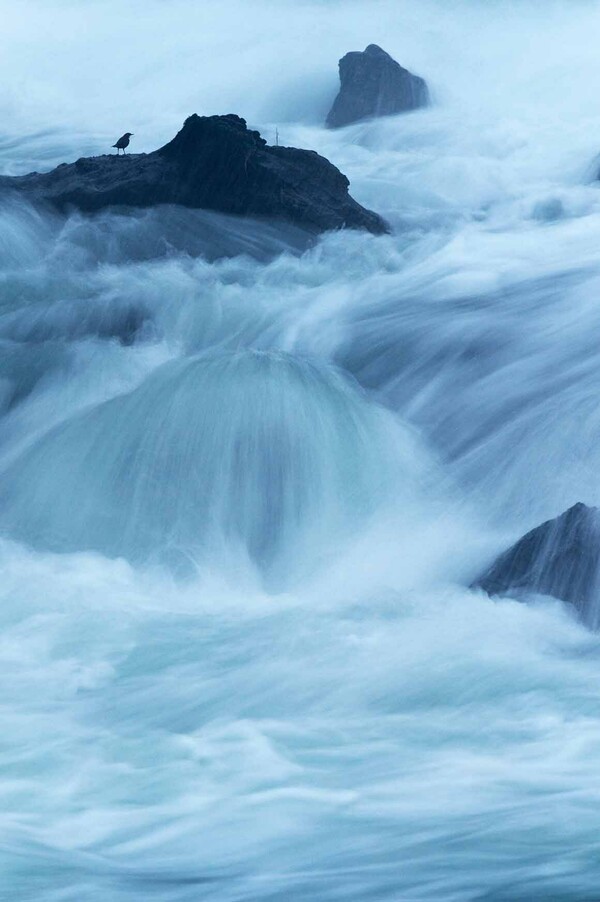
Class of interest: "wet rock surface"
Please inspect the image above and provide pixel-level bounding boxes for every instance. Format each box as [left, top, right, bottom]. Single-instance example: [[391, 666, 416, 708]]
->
[[473, 502, 600, 626], [326, 44, 429, 129], [0, 114, 388, 235]]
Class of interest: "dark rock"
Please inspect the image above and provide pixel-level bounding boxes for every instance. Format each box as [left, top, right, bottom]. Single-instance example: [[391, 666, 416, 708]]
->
[[326, 44, 429, 129], [473, 503, 600, 627], [0, 114, 388, 236]]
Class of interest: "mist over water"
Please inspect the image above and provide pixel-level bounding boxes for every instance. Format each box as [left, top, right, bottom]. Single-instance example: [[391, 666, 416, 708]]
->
[[2, 1, 600, 899]]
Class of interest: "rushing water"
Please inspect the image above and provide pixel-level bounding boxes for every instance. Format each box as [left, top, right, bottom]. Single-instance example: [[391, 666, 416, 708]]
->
[[3, 1, 600, 899]]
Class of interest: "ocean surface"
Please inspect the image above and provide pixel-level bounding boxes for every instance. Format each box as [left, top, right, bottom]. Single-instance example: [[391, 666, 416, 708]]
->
[[2, 1, 600, 899]]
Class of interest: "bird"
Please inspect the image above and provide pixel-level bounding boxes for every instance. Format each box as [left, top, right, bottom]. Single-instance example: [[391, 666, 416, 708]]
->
[[112, 132, 133, 155]]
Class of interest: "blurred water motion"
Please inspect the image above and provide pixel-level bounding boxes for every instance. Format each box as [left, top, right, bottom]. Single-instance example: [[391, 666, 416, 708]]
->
[[1, 1, 600, 900]]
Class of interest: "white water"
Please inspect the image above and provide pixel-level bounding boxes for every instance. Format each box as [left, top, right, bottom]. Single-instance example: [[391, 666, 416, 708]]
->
[[2, 1, 600, 899]]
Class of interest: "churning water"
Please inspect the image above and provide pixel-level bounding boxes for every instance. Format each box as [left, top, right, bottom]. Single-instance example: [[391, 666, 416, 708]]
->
[[3, 1, 600, 899]]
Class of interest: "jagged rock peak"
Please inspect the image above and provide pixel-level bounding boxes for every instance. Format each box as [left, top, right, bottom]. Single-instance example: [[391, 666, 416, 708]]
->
[[326, 43, 429, 129]]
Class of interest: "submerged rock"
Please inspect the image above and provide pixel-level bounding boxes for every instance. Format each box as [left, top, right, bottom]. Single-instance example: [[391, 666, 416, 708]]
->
[[0, 350, 414, 583], [326, 44, 429, 129], [473, 503, 600, 626], [0, 114, 388, 236]]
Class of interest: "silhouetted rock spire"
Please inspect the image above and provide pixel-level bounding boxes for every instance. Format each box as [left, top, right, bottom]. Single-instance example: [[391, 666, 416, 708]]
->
[[326, 44, 429, 128]]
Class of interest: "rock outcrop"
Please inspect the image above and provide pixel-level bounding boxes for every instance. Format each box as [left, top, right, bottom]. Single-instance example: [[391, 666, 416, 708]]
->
[[0, 114, 388, 236], [326, 44, 429, 129], [473, 503, 600, 627]]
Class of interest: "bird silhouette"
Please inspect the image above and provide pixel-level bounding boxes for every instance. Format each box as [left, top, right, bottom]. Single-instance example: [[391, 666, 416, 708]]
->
[[113, 132, 133, 155]]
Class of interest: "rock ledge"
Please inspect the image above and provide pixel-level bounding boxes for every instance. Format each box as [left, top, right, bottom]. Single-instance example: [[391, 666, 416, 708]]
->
[[0, 114, 388, 235]]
